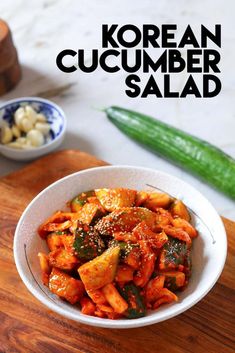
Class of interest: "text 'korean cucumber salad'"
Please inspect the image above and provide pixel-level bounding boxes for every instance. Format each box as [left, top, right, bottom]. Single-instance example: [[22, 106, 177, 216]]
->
[[37, 188, 198, 320]]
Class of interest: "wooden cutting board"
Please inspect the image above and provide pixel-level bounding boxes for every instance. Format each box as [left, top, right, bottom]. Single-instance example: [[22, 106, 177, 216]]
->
[[0, 150, 234, 353]]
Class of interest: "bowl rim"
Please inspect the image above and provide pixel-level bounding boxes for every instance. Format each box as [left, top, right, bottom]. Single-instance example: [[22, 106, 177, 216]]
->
[[13, 165, 227, 328], [0, 96, 67, 153]]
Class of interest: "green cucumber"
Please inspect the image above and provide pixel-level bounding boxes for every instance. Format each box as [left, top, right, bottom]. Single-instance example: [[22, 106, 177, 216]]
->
[[73, 226, 105, 260], [70, 190, 95, 211], [159, 237, 187, 270], [108, 239, 139, 259], [105, 106, 235, 199], [119, 283, 146, 319]]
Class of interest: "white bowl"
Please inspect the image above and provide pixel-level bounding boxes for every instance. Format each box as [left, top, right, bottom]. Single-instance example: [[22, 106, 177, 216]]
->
[[0, 97, 66, 161], [14, 166, 227, 328]]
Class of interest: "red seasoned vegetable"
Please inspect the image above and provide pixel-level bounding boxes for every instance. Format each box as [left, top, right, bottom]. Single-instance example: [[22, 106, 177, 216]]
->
[[37, 187, 198, 319]]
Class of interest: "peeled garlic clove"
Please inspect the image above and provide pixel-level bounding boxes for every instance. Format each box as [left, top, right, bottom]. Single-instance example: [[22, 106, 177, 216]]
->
[[35, 122, 50, 136], [15, 137, 27, 145], [25, 138, 32, 146], [1, 125, 13, 144], [12, 124, 21, 138], [21, 118, 34, 132], [27, 129, 44, 147], [7, 141, 23, 149], [14, 107, 25, 127], [25, 105, 37, 124], [20, 138, 33, 149], [36, 113, 47, 123]]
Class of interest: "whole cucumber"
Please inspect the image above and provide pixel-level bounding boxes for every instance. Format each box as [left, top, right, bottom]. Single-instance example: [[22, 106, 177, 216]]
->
[[105, 106, 235, 199]]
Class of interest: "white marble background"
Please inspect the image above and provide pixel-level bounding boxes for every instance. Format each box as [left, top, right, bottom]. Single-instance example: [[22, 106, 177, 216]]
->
[[0, 0, 234, 220]]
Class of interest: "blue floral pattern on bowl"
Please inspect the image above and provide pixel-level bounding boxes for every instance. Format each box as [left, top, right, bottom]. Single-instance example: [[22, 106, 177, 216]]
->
[[0, 99, 65, 144]]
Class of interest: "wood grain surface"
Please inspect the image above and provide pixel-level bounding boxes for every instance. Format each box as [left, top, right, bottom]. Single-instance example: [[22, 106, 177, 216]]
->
[[0, 150, 234, 353]]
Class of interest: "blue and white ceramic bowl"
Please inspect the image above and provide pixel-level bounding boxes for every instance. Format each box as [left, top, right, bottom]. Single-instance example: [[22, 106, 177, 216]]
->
[[0, 97, 66, 161]]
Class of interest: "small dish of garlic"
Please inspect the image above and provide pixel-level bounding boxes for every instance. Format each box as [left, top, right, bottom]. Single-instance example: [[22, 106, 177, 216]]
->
[[0, 97, 66, 161], [1, 105, 51, 149]]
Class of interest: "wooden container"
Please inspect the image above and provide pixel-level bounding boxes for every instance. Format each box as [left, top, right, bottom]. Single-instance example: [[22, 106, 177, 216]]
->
[[0, 19, 21, 96]]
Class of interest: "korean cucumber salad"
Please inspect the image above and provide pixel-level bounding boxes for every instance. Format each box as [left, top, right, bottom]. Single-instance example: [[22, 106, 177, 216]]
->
[[38, 187, 198, 319]]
